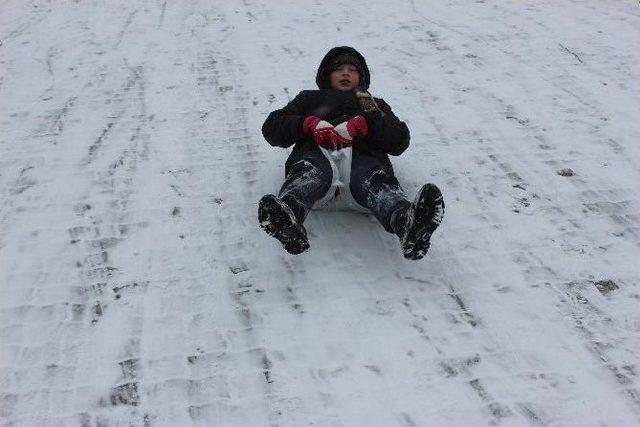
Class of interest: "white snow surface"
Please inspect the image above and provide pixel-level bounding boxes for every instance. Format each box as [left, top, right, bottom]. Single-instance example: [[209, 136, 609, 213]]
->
[[1, 1, 640, 426]]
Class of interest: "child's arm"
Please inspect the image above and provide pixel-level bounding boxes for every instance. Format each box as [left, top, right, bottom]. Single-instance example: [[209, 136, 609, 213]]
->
[[362, 99, 410, 156], [262, 93, 307, 148]]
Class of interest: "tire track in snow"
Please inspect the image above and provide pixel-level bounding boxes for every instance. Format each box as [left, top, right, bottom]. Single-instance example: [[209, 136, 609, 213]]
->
[[33, 96, 77, 142], [431, 131, 636, 421], [428, 44, 640, 412], [106, 8, 251, 422], [158, 0, 168, 29], [381, 32, 531, 423], [64, 56, 153, 425], [85, 66, 145, 165], [376, 3, 638, 422], [190, 29, 320, 422], [388, 89, 561, 422], [168, 32, 275, 423], [0, 8, 48, 46], [113, 9, 139, 50], [439, 111, 637, 418], [398, 270, 526, 425], [1, 8, 155, 421], [518, 252, 640, 412], [0, 59, 154, 427], [469, 100, 640, 412]]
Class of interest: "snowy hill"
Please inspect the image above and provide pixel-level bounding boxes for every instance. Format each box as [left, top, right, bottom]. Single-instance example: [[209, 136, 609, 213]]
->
[[1, 1, 639, 426]]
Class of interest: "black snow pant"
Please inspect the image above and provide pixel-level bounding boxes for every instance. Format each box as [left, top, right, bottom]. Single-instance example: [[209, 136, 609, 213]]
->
[[278, 147, 411, 233]]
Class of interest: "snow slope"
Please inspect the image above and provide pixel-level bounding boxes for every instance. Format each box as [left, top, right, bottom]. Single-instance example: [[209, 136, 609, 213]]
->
[[1, 1, 639, 426]]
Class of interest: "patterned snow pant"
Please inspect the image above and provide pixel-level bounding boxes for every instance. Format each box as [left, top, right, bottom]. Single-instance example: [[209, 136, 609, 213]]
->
[[278, 147, 411, 233]]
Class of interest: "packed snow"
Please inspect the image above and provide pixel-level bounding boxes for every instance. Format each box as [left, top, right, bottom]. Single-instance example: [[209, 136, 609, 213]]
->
[[1, 1, 639, 426]]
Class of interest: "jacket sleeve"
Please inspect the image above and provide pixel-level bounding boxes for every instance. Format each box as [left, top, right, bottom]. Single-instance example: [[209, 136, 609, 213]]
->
[[363, 99, 410, 156], [261, 93, 307, 148]]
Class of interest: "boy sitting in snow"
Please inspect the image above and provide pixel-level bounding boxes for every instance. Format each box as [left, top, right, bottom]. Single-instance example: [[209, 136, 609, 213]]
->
[[259, 46, 444, 260]]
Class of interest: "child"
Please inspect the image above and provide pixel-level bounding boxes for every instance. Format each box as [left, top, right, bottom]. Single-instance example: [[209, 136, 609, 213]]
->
[[259, 46, 444, 260]]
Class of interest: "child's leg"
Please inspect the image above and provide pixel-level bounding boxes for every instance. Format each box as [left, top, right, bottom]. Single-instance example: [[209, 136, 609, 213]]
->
[[349, 153, 445, 260], [278, 148, 333, 224], [259, 148, 332, 254], [349, 159, 411, 233]]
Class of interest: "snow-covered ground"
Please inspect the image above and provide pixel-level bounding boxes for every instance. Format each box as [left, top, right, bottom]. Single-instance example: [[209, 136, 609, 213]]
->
[[1, 1, 639, 426]]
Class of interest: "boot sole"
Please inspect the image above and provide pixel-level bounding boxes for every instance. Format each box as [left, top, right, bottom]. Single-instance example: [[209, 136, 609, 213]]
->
[[403, 184, 444, 260], [258, 195, 310, 255]]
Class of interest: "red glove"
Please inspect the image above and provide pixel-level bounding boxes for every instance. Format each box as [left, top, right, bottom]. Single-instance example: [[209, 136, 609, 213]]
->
[[303, 116, 344, 150], [334, 115, 368, 143]]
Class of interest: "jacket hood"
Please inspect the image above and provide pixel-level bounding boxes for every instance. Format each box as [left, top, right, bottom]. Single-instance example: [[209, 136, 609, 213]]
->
[[315, 46, 370, 90]]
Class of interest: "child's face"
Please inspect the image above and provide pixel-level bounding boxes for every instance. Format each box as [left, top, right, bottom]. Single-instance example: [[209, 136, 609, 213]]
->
[[330, 64, 360, 91]]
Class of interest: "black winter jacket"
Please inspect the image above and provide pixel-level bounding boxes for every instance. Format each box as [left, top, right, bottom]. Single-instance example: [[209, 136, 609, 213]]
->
[[262, 89, 410, 175]]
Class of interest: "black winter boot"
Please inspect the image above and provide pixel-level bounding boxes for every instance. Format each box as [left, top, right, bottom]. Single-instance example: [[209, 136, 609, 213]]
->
[[258, 194, 310, 255], [392, 183, 444, 260]]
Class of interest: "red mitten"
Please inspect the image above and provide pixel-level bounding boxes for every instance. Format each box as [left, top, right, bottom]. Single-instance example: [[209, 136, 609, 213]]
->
[[334, 115, 368, 143], [303, 116, 337, 149], [302, 116, 321, 134]]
